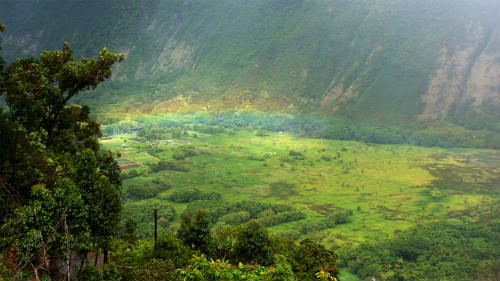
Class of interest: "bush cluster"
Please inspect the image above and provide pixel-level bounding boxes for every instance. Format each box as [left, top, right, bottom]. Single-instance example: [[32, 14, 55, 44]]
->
[[299, 210, 353, 234], [151, 160, 189, 172], [184, 200, 299, 225], [127, 184, 160, 200], [172, 146, 200, 160], [167, 188, 221, 203], [114, 217, 339, 281]]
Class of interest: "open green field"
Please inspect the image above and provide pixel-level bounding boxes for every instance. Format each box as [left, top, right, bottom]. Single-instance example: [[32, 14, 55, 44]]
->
[[100, 125, 500, 252]]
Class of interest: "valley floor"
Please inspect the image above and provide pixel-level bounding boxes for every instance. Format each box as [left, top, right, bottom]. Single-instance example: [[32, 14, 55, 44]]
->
[[100, 127, 499, 248]]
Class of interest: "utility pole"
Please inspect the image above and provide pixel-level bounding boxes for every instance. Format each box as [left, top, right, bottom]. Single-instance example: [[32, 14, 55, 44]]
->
[[154, 209, 158, 247]]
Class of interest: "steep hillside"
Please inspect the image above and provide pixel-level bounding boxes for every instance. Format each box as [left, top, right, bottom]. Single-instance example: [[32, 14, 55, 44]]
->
[[1, 0, 499, 128]]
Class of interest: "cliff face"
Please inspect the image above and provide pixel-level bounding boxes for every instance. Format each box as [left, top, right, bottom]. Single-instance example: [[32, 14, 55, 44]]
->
[[418, 21, 500, 125], [1, 0, 499, 128]]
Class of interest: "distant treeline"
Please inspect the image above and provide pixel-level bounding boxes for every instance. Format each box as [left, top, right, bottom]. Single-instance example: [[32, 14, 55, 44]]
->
[[102, 113, 500, 149]]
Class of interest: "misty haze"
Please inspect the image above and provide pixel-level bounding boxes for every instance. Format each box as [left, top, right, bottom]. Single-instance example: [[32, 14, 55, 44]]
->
[[0, 0, 499, 280]]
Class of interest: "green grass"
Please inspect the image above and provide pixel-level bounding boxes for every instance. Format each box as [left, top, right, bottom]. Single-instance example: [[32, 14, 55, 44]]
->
[[101, 126, 500, 249]]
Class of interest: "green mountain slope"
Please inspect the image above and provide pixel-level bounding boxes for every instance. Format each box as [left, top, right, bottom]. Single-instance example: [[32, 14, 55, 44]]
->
[[1, 0, 499, 128]]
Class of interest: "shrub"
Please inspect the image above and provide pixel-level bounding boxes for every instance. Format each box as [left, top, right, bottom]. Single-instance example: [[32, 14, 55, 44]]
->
[[79, 265, 121, 281], [173, 146, 200, 160], [299, 221, 328, 234], [167, 189, 221, 203], [102, 266, 121, 281], [168, 188, 201, 203], [219, 211, 251, 225], [325, 210, 353, 227], [172, 150, 187, 160], [200, 192, 221, 201], [289, 150, 305, 160], [127, 184, 160, 199], [321, 155, 332, 161], [121, 169, 139, 179], [171, 127, 182, 138], [132, 259, 178, 281], [158, 217, 170, 228], [258, 209, 276, 218], [152, 176, 173, 189], [258, 211, 306, 227], [248, 155, 265, 161], [112, 240, 155, 278], [153, 233, 192, 268], [80, 266, 102, 281], [178, 255, 294, 281], [166, 161, 189, 172]]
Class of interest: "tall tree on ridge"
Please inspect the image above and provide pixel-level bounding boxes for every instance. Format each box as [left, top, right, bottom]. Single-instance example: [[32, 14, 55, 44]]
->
[[0, 24, 124, 280]]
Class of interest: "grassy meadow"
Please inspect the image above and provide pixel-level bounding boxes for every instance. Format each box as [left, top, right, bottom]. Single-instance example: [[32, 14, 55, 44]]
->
[[100, 123, 500, 252]]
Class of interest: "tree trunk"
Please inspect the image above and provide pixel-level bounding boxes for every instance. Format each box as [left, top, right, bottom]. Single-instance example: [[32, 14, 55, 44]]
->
[[103, 248, 108, 265], [63, 217, 71, 281], [94, 248, 99, 267], [78, 253, 86, 278]]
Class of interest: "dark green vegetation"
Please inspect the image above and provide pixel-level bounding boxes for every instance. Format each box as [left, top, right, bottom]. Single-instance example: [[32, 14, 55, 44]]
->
[[2, 0, 500, 138], [0, 26, 124, 279], [112, 216, 339, 281], [341, 220, 500, 281]]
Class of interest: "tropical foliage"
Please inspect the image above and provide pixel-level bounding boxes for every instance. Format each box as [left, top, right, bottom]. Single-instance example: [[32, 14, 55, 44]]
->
[[0, 25, 123, 280]]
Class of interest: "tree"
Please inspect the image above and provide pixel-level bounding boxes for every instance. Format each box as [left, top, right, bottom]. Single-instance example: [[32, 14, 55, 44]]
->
[[2, 42, 122, 148], [121, 217, 138, 244], [291, 239, 339, 281], [208, 224, 235, 260], [231, 220, 274, 266], [177, 209, 211, 254], [73, 149, 122, 265], [1, 181, 89, 280], [0, 24, 123, 280], [153, 233, 191, 268]]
